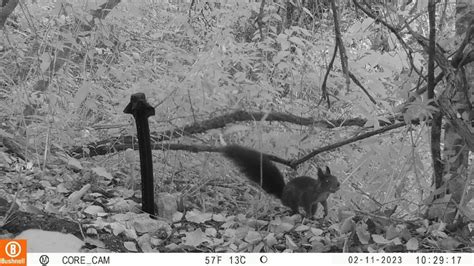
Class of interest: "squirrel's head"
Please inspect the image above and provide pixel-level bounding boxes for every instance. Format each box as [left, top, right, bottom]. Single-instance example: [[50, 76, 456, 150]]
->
[[317, 166, 340, 193]]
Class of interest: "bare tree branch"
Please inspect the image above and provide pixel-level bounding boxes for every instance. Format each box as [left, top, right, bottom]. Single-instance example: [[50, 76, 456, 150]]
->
[[291, 122, 406, 166], [256, 0, 266, 41], [348, 71, 377, 105], [70, 110, 408, 158], [98, 121, 408, 170], [427, 0, 443, 189], [352, 0, 424, 78], [320, 41, 338, 107], [330, 0, 350, 89]]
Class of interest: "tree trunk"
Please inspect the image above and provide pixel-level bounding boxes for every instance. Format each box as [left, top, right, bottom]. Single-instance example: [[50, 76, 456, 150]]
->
[[436, 0, 473, 222]]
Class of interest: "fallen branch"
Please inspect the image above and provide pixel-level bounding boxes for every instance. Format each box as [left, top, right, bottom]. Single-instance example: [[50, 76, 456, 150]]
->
[[73, 121, 407, 172], [70, 110, 404, 158]]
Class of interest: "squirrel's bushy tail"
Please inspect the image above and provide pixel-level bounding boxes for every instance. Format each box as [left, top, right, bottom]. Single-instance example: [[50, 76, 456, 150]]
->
[[222, 145, 285, 198]]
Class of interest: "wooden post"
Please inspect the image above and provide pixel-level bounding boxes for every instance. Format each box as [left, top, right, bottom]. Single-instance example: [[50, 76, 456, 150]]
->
[[123, 93, 156, 215]]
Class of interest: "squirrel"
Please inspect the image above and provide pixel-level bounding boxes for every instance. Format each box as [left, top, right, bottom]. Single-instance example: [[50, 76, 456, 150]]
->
[[222, 144, 340, 218]]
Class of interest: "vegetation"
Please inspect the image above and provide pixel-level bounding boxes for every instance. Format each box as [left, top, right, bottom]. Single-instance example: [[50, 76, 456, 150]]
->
[[0, 0, 472, 252]]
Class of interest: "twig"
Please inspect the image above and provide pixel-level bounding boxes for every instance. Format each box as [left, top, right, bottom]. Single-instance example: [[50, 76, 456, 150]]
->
[[319, 41, 338, 107], [330, 0, 350, 90], [256, 0, 266, 41], [291, 122, 406, 166], [348, 72, 377, 105]]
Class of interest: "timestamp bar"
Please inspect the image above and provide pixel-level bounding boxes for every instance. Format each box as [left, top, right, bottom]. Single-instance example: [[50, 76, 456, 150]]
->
[[26, 252, 472, 266]]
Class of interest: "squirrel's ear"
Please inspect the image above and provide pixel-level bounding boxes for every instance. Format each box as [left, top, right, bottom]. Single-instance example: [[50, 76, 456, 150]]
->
[[325, 166, 331, 175], [317, 167, 323, 176]]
